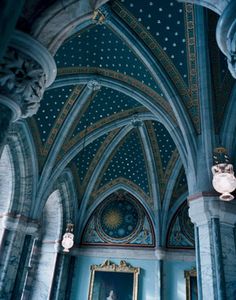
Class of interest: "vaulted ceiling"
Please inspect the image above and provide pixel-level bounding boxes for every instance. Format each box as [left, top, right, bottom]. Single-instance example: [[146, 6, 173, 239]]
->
[[25, 0, 235, 247]]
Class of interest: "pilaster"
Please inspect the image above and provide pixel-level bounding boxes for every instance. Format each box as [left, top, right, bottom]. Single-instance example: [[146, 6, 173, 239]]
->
[[28, 241, 61, 299], [188, 194, 236, 300], [49, 254, 71, 300], [0, 214, 39, 299]]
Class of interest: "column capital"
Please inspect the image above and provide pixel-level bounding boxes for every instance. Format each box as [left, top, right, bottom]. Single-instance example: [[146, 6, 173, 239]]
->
[[0, 30, 57, 121], [188, 194, 236, 226], [1, 213, 39, 236]]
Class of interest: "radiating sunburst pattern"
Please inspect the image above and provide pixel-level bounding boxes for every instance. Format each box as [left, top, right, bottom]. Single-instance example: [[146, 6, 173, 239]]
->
[[99, 195, 141, 241], [81, 192, 155, 246], [103, 210, 123, 229]]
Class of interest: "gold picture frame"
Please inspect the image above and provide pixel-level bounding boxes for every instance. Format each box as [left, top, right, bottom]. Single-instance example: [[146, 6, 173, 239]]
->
[[88, 260, 140, 300], [184, 268, 198, 300]]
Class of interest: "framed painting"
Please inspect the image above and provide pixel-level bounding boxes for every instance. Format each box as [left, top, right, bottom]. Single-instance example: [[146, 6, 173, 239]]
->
[[88, 260, 140, 300], [185, 268, 198, 300]]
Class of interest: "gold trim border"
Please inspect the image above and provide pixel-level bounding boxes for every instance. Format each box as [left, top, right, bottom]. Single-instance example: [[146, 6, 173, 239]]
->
[[88, 260, 140, 300]]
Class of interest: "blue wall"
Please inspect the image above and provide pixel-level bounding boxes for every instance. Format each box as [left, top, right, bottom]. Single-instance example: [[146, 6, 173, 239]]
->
[[70, 254, 195, 300], [163, 260, 196, 300]]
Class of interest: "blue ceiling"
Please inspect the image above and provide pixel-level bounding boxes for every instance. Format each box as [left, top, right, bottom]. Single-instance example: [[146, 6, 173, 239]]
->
[[151, 121, 176, 171], [27, 0, 204, 242], [118, 0, 188, 83], [55, 24, 163, 94], [22, 0, 236, 250], [98, 129, 150, 195], [169, 167, 187, 208], [72, 133, 109, 183], [35, 85, 75, 143], [72, 86, 142, 136]]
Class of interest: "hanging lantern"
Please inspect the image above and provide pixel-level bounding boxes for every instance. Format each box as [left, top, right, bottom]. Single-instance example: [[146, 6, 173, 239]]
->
[[212, 147, 236, 201], [61, 223, 74, 252]]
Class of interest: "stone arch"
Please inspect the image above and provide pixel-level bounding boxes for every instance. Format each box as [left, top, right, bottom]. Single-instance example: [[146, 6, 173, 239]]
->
[[42, 189, 63, 242], [0, 145, 14, 240], [31, 0, 109, 54], [0, 145, 14, 214], [81, 185, 156, 247], [166, 198, 194, 249], [2, 120, 38, 217], [177, 0, 228, 15], [29, 170, 77, 299]]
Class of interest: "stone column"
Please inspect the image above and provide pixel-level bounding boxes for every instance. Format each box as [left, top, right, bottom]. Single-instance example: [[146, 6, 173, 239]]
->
[[178, 0, 236, 79], [28, 241, 61, 299], [188, 194, 236, 300], [0, 30, 56, 156], [49, 253, 71, 300], [216, 1, 236, 79], [0, 214, 39, 300]]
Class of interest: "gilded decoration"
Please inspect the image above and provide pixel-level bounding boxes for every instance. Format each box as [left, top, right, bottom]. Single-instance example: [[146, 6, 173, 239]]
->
[[184, 4, 200, 133], [82, 191, 154, 247], [91, 177, 152, 208], [88, 260, 140, 300], [145, 121, 179, 202], [57, 67, 177, 122], [185, 268, 198, 300], [42, 85, 83, 156], [167, 201, 194, 249], [110, 1, 189, 94], [111, 1, 200, 133], [81, 129, 120, 190], [93, 129, 151, 197], [63, 107, 147, 155]]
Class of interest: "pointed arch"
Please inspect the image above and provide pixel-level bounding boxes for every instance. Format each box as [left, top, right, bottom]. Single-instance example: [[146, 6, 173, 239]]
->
[[31, 0, 109, 54], [3, 120, 38, 217], [81, 184, 157, 246], [0, 145, 14, 214], [29, 168, 77, 299]]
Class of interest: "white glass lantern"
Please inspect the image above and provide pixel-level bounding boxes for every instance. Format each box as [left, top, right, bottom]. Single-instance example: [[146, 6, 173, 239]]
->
[[61, 223, 74, 252], [212, 163, 236, 201]]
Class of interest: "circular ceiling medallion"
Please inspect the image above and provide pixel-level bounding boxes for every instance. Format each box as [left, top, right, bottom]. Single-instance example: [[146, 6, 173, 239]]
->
[[96, 193, 144, 243]]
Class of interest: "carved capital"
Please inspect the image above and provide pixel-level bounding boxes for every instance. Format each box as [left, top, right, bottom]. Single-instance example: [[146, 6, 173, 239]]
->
[[0, 31, 57, 121], [0, 49, 46, 118]]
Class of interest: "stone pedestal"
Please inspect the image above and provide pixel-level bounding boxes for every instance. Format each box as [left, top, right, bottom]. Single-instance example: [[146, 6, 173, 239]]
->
[[188, 194, 236, 300]]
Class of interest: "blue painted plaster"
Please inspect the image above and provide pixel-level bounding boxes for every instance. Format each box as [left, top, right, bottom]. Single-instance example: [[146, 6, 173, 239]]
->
[[70, 255, 195, 300], [70, 256, 160, 300], [163, 260, 196, 300]]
